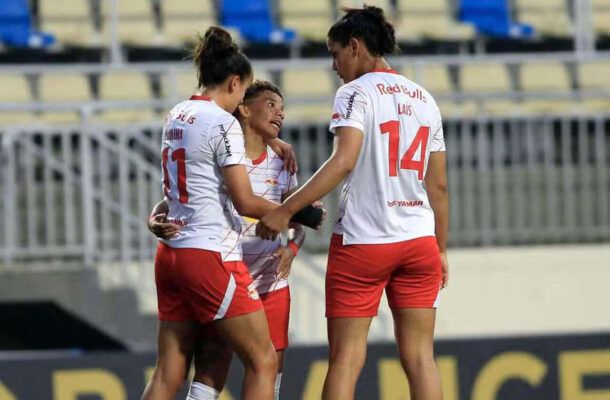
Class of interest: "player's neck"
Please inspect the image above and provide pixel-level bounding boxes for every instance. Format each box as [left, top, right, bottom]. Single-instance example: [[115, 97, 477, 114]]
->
[[198, 88, 233, 112], [360, 57, 391, 76], [244, 126, 267, 161]]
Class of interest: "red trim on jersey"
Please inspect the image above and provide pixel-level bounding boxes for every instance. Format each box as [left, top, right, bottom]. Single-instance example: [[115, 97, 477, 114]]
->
[[370, 68, 399, 74], [251, 150, 267, 165], [189, 95, 212, 101]]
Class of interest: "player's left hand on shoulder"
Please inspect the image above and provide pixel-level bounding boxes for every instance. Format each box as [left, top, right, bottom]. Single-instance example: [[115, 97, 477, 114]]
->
[[269, 138, 298, 174], [274, 246, 296, 279]]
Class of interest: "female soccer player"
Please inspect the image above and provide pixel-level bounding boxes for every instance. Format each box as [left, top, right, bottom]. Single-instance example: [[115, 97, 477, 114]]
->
[[256, 6, 449, 400], [143, 27, 285, 400], [149, 81, 312, 400]]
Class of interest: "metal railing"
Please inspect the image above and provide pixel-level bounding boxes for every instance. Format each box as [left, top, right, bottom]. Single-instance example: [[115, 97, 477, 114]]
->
[[1, 113, 609, 339], [2, 114, 609, 264]]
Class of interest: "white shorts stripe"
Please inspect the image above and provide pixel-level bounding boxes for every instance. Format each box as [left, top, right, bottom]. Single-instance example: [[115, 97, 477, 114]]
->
[[433, 283, 442, 308], [214, 273, 236, 320]]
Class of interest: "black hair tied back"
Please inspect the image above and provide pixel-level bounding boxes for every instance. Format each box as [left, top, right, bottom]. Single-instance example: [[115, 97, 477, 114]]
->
[[193, 26, 252, 88], [328, 5, 398, 57]]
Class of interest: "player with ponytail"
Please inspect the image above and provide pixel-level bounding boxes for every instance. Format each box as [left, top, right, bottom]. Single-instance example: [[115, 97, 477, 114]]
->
[[143, 27, 283, 400], [256, 7, 449, 400]]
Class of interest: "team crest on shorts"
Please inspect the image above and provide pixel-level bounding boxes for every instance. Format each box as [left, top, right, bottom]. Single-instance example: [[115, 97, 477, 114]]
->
[[247, 283, 259, 300]]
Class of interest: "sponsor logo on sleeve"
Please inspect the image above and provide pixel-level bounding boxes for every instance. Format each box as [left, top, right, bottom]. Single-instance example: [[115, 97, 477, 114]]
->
[[345, 91, 358, 119], [219, 124, 232, 157]]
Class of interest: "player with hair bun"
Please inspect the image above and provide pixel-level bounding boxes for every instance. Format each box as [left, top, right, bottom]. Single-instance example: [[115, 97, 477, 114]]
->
[[256, 6, 449, 400], [142, 27, 308, 400], [148, 80, 319, 400]]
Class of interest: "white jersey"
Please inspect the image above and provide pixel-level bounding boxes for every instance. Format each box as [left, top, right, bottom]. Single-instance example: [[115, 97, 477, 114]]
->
[[227, 147, 297, 294], [160, 95, 246, 261], [329, 69, 446, 245]]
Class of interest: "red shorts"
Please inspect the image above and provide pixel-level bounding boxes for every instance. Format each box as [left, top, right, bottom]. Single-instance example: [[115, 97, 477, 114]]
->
[[200, 287, 290, 351], [155, 242, 262, 323], [260, 287, 291, 350], [326, 234, 442, 318]]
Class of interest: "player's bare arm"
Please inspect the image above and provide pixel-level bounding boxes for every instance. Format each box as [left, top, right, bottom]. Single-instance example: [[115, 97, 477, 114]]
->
[[256, 127, 363, 240], [148, 199, 180, 239], [425, 151, 449, 289], [222, 164, 280, 218]]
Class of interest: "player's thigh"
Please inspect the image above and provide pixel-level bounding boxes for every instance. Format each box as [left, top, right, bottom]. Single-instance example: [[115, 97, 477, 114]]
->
[[392, 308, 437, 360], [154, 320, 199, 381], [327, 317, 373, 362], [214, 309, 276, 369], [326, 235, 393, 318]]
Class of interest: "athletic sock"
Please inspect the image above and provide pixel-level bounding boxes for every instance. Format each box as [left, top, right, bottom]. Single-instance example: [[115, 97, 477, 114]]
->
[[186, 382, 220, 400], [274, 373, 283, 400]]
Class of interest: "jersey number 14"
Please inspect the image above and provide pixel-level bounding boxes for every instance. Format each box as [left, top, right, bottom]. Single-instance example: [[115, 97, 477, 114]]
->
[[162, 147, 188, 203], [380, 122, 429, 180]]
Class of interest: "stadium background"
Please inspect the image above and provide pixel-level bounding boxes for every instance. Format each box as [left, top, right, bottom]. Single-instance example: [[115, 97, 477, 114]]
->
[[0, 0, 609, 398]]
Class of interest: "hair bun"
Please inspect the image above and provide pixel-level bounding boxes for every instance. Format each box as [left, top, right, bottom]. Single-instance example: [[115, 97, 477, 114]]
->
[[362, 5, 384, 19], [202, 26, 237, 57], [328, 5, 398, 57]]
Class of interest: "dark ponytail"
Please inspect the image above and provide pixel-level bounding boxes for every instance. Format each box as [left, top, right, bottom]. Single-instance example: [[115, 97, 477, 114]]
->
[[193, 26, 252, 88], [327, 5, 398, 57]]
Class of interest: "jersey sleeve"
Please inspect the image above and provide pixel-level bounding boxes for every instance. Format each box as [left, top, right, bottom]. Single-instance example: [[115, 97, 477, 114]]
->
[[329, 83, 368, 135], [209, 115, 247, 167], [430, 104, 446, 152]]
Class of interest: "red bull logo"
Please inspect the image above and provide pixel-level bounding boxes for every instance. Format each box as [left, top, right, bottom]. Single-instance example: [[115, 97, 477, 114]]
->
[[265, 177, 280, 188], [247, 283, 259, 300]]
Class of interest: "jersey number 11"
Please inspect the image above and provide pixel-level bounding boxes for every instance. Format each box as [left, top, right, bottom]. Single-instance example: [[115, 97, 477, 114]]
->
[[162, 147, 189, 203], [380, 122, 429, 180]]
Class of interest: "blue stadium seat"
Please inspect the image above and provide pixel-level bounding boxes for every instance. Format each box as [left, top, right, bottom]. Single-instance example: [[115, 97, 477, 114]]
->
[[0, 0, 54, 47], [460, 0, 534, 38], [220, 0, 295, 43]]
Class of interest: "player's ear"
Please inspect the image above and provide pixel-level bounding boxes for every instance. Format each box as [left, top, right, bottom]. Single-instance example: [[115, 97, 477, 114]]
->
[[349, 37, 359, 57], [227, 74, 240, 93], [237, 103, 249, 118]]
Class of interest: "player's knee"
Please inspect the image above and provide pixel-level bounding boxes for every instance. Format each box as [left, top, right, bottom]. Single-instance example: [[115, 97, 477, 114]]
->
[[245, 345, 278, 377], [259, 345, 279, 375], [329, 344, 367, 369], [401, 351, 436, 377]]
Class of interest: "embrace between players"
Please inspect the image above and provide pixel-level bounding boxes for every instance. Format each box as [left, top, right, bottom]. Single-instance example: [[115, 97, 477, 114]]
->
[[143, 6, 449, 400]]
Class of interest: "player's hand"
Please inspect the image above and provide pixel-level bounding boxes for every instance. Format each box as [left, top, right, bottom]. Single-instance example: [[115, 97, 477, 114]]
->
[[273, 245, 296, 279], [148, 213, 180, 239], [313, 201, 326, 230], [440, 252, 449, 289], [268, 138, 298, 174], [256, 208, 291, 241]]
